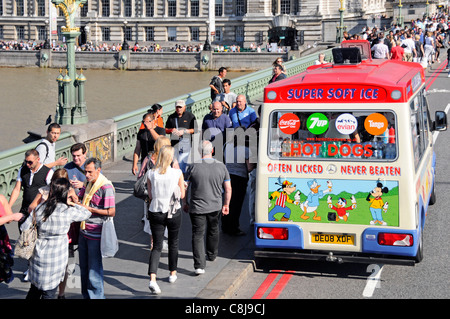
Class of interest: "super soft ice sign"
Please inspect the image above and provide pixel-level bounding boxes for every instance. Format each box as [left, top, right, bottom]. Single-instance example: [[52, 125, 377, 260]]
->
[[286, 85, 386, 102]]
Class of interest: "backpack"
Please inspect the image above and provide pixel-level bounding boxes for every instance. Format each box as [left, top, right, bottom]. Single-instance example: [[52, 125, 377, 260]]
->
[[35, 141, 49, 163], [133, 155, 154, 201]]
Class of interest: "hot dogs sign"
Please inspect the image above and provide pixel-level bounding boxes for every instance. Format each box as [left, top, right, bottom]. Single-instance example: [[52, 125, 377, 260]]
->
[[273, 111, 396, 160]]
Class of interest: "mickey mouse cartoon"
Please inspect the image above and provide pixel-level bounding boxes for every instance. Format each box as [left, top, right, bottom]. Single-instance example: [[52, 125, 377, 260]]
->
[[366, 181, 389, 225]]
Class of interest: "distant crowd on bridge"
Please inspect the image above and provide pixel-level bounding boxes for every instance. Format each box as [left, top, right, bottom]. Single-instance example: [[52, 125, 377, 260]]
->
[[341, 12, 450, 70]]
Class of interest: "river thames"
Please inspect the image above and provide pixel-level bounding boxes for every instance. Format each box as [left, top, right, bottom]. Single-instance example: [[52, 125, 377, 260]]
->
[[0, 67, 251, 151]]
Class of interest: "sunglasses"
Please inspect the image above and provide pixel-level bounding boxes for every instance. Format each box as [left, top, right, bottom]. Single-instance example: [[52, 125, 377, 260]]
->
[[25, 160, 34, 165]]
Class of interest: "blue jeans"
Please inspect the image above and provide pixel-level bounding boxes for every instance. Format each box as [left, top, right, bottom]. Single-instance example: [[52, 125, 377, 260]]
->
[[78, 234, 105, 299]]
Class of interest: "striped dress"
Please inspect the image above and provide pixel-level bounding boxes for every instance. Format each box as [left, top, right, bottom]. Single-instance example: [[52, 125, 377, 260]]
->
[[22, 203, 91, 291]]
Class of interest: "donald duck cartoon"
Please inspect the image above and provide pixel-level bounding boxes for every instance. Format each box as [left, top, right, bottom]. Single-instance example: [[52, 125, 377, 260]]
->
[[300, 179, 332, 221]]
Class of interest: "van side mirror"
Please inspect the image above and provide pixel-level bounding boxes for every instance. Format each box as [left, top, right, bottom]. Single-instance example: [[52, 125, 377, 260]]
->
[[433, 111, 447, 131]]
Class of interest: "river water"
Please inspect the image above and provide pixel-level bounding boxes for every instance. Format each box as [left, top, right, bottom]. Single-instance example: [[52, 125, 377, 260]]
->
[[0, 68, 251, 151]]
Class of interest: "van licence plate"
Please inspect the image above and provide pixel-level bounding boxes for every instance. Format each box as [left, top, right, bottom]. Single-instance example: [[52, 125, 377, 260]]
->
[[311, 233, 355, 245]]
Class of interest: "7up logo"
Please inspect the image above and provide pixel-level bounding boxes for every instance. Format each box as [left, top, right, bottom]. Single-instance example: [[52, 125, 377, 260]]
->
[[307, 113, 329, 135]]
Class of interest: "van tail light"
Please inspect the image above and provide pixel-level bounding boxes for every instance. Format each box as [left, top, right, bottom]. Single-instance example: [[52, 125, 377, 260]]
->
[[257, 227, 288, 240], [378, 233, 413, 246]]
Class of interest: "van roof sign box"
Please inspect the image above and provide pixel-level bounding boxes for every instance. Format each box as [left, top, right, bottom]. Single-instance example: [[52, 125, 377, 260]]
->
[[332, 47, 362, 64]]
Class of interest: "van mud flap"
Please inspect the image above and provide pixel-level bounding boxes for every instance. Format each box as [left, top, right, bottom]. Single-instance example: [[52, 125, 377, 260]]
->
[[254, 249, 416, 266]]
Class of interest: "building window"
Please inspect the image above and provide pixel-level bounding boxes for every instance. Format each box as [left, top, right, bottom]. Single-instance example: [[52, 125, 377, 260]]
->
[[236, 0, 246, 16], [168, 0, 176, 17], [0, 1, 3, 16], [280, 0, 290, 14], [38, 26, 47, 40], [16, 0, 24, 16], [191, 27, 199, 41], [215, 0, 222, 16], [125, 26, 133, 41], [102, 27, 111, 41], [37, 0, 45, 16], [17, 26, 25, 40], [191, 0, 199, 17], [124, 0, 132, 17], [168, 27, 177, 41], [80, 0, 88, 17], [0, 26, 3, 38], [102, 0, 110, 17], [235, 26, 244, 42], [215, 28, 222, 42], [145, 26, 154, 41], [146, 0, 154, 17]]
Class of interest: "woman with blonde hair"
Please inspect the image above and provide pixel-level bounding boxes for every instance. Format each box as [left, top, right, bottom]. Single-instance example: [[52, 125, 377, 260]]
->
[[146, 145, 185, 294], [140, 136, 179, 237]]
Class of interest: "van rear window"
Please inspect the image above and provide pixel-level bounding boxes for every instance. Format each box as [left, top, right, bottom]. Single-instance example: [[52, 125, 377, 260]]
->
[[268, 110, 397, 161]]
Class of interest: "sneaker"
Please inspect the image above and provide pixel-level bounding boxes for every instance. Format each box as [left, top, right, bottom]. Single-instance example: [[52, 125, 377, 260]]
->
[[169, 275, 177, 283], [195, 268, 205, 275], [149, 281, 161, 294]]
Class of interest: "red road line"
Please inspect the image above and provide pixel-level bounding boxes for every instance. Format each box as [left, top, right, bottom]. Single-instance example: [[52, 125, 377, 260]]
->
[[425, 60, 448, 91], [266, 271, 294, 299], [251, 271, 279, 299], [252, 270, 295, 299]]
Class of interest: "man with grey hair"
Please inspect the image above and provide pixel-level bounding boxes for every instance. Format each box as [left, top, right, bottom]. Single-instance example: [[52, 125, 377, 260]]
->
[[78, 157, 115, 299], [184, 140, 232, 275]]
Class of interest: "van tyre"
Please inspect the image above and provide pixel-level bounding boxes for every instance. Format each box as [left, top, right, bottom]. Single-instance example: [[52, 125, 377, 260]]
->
[[429, 183, 436, 205], [415, 230, 424, 263]]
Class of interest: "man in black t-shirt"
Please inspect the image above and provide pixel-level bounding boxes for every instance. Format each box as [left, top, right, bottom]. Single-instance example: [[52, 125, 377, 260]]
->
[[209, 67, 227, 102], [132, 112, 166, 175], [165, 100, 197, 173]]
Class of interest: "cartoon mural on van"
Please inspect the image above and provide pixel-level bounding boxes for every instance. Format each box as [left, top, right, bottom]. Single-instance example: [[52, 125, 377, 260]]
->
[[268, 178, 399, 226]]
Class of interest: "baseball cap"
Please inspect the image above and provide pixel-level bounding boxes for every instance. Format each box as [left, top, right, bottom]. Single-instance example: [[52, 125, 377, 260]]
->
[[175, 100, 186, 107]]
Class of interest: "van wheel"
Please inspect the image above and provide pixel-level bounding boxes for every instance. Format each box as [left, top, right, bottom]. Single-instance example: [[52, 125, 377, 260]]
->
[[415, 230, 424, 263], [429, 183, 436, 206]]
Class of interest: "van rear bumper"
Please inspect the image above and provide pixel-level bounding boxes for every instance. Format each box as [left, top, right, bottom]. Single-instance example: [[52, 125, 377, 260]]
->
[[254, 223, 419, 266], [254, 248, 416, 266]]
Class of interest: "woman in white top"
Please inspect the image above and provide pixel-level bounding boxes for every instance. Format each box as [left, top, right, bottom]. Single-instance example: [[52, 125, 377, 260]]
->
[[423, 31, 435, 66], [146, 145, 185, 294]]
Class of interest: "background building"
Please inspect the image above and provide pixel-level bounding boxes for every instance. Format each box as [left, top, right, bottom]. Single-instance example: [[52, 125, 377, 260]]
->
[[0, 0, 444, 49]]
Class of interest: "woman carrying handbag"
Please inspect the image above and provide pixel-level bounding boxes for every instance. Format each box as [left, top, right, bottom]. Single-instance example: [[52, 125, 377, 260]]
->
[[21, 178, 91, 299], [146, 145, 185, 294]]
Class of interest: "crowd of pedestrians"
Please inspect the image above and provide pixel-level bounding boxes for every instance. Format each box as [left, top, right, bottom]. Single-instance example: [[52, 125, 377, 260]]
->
[[0, 64, 263, 298], [342, 13, 450, 71]]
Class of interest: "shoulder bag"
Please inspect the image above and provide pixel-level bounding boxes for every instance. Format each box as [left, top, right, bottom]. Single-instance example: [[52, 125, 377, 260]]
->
[[15, 210, 38, 260]]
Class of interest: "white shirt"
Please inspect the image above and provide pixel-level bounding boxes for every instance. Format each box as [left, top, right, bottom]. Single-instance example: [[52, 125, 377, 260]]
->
[[36, 139, 56, 165], [147, 167, 182, 213]]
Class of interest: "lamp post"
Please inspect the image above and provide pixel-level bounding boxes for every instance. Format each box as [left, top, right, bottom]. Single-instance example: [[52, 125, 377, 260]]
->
[[52, 0, 89, 124], [425, 0, 430, 18], [336, 0, 346, 43], [398, 0, 404, 28]]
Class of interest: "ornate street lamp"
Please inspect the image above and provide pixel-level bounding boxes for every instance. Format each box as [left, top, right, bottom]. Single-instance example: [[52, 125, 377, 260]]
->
[[336, 0, 346, 43], [52, 0, 89, 124]]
